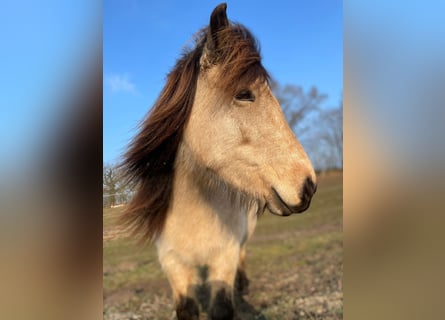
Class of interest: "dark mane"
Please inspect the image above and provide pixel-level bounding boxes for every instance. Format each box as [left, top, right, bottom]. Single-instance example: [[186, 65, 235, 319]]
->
[[120, 20, 269, 242]]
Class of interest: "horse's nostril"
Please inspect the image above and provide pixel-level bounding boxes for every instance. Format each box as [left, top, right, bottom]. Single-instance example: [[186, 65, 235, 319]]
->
[[303, 177, 317, 198]]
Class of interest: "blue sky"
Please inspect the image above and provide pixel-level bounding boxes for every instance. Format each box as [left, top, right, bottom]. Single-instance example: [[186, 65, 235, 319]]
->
[[104, 0, 343, 164]]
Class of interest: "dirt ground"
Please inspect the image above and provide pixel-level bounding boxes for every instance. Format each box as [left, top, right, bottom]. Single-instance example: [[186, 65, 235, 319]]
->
[[103, 171, 343, 320]]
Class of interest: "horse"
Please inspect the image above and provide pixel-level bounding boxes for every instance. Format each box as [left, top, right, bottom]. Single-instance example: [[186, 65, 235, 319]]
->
[[120, 3, 317, 320]]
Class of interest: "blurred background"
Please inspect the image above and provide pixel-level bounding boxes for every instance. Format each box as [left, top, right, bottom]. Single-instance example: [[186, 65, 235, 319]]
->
[[1, 0, 445, 319], [0, 1, 102, 320], [345, 1, 445, 319]]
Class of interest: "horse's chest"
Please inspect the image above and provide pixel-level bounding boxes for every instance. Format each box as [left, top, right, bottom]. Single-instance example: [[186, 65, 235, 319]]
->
[[157, 208, 249, 264]]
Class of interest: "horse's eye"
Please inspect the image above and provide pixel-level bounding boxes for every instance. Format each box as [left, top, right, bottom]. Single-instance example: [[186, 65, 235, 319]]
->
[[235, 90, 255, 102]]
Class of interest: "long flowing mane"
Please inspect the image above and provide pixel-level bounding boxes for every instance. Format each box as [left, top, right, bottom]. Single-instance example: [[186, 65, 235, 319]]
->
[[120, 22, 270, 242]]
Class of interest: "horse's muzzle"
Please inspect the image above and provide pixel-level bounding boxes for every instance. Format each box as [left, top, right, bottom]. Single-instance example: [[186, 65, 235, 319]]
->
[[268, 177, 317, 216]]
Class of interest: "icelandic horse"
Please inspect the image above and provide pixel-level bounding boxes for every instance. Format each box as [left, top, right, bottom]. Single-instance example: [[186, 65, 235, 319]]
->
[[120, 3, 317, 320]]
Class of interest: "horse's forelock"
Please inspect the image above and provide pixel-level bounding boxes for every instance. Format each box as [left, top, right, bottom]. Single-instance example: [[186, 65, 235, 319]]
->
[[204, 23, 270, 94]]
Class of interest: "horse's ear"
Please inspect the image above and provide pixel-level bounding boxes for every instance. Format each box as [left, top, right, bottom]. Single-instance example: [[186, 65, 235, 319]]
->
[[207, 3, 229, 51]]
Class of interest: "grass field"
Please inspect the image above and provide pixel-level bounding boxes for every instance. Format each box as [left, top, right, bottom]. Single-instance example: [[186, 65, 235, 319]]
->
[[103, 171, 343, 320]]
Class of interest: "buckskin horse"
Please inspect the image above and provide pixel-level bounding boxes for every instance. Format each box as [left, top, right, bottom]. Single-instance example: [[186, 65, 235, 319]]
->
[[120, 3, 317, 319]]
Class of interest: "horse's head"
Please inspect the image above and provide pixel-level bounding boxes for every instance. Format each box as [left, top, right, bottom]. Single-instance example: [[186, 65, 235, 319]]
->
[[183, 3, 317, 216]]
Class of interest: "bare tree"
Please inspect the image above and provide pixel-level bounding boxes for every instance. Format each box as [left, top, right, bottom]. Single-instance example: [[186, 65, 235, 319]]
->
[[320, 101, 343, 168], [103, 163, 131, 207], [103, 164, 118, 207], [304, 101, 343, 171]]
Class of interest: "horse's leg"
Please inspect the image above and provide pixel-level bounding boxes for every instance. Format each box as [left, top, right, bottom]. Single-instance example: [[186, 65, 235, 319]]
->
[[207, 250, 238, 320], [235, 245, 249, 295], [160, 256, 200, 320]]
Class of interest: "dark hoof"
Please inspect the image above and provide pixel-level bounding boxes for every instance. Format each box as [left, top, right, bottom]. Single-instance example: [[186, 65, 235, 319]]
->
[[210, 289, 234, 320], [176, 296, 199, 320], [235, 269, 250, 295]]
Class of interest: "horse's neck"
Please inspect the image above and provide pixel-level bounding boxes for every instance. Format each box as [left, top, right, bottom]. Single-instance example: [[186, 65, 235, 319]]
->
[[169, 143, 257, 237]]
